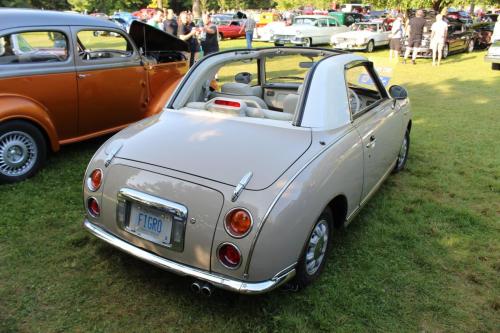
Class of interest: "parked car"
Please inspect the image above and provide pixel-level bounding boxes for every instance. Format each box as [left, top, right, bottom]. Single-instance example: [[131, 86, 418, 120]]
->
[[110, 11, 136, 33], [327, 11, 365, 27], [331, 21, 391, 52], [216, 20, 246, 40], [254, 21, 286, 42], [0, 9, 189, 183], [485, 40, 500, 69], [83, 47, 412, 295], [401, 18, 476, 58], [472, 21, 495, 48], [272, 15, 348, 47], [446, 10, 473, 26]]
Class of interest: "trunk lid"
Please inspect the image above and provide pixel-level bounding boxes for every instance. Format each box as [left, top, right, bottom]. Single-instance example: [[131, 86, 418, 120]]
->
[[115, 110, 311, 190]]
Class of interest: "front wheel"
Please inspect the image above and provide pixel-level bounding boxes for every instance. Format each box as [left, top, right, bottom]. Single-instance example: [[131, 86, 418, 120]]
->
[[293, 208, 333, 289], [0, 120, 47, 184], [217, 33, 223, 41], [493, 63, 500, 70], [393, 129, 410, 173], [303, 38, 312, 48], [366, 40, 375, 52]]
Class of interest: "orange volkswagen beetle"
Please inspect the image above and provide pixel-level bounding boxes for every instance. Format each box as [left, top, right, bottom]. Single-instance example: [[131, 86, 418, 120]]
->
[[0, 9, 189, 183]]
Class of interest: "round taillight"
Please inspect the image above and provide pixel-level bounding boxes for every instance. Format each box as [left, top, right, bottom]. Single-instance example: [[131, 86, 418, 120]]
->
[[87, 169, 103, 192], [224, 208, 252, 238], [217, 243, 241, 269], [87, 197, 100, 217]]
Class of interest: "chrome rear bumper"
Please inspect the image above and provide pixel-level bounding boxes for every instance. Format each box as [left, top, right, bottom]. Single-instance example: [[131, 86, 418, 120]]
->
[[83, 219, 296, 294]]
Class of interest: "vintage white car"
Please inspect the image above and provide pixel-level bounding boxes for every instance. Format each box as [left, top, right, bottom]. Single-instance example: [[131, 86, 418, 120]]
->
[[253, 21, 286, 42], [83, 47, 412, 295], [272, 15, 349, 47], [331, 22, 391, 52]]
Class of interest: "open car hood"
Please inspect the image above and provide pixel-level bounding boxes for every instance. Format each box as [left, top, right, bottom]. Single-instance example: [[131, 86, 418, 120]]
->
[[129, 20, 189, 53]]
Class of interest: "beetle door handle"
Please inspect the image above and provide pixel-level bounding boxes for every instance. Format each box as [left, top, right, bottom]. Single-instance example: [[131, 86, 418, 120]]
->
[[78, 73, 90, 79]]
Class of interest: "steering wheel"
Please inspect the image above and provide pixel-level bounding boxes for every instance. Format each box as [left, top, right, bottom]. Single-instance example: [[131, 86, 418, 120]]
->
[[348, 88, 361, 115]]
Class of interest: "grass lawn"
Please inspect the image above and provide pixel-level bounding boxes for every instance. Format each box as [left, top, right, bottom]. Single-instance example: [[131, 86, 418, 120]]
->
[[1, 38, 499, 332]]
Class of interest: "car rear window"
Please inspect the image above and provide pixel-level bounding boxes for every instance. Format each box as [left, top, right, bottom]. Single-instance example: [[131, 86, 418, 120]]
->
[[0, 31, 68, 65]]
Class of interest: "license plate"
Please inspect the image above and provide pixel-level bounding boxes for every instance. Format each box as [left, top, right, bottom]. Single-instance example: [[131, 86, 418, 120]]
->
[[126, 203, 173, 246]]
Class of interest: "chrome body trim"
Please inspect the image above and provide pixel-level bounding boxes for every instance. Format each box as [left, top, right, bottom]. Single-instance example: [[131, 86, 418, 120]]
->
[[83, 219, 296, 294], [104, 143, 123, 167], [231, 171, 253, 202], [117, 188, 188, 252]]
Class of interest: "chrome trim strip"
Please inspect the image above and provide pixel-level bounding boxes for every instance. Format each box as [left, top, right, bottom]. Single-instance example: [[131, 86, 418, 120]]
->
[[84, 219, 295, 294], [104, 143, 123, 167], [231, 171, 253, 202], [244, 127, 355, 275], [118, 188, 187, 219]]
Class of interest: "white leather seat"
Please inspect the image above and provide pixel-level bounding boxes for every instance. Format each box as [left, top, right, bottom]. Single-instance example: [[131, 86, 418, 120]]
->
[[282, 84, 303, 115]]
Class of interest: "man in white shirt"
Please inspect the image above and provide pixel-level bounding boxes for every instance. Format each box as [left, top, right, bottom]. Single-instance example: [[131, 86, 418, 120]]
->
[[430, 14, 448, 66]]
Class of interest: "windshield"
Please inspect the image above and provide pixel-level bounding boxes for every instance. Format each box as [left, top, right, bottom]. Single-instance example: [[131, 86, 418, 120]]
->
[[293, 18, 317, 25], [351, 23, 378, 32]]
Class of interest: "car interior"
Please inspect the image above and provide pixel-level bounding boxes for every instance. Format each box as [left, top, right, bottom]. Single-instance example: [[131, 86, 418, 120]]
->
[[174, 51, 385, 121]]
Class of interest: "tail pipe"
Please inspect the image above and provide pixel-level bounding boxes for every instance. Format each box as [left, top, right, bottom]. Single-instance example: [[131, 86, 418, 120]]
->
[[200, 283, 213, 297], [190, 281, 202, 294]]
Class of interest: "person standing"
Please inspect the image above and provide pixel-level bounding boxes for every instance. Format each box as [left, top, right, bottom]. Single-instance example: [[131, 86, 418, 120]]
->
[[430, 14, 448, 66], [163, 9, 178, 36], [200, 13, 219, 56], [147, 8, 163, 29], [403, 9, 426, 64], [239, 14, 256, 49], [178, 12, 200, 67], [389, 14, 404, 61]]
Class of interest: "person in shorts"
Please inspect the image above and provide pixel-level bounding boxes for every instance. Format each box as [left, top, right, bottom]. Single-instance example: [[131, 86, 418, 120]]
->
[[430, 14, 448, 66], [403, 9, 426, 64], [389, 14, 404, 61]]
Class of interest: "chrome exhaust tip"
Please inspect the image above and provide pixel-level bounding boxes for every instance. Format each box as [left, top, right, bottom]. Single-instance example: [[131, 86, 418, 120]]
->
[[200, 283, 213, 297], [190, 281, 202, 294]]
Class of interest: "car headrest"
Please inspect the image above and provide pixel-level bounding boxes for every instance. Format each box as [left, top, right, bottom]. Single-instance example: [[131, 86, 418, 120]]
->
[[221, 82, 254, 96]]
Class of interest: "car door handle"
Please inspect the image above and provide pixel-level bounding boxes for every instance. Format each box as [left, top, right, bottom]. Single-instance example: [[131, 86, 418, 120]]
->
[[366, 135, 376, 148], [77, 73, 91, 79]]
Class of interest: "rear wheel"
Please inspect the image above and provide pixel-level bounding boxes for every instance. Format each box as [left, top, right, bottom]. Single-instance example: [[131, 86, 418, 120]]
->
[[366, 40, 375, 52], [217, 33, 223, 41], [492, 63, 500, 70], [293, 208, 333, 289], [0, 120, 47, 184], [303, 38, 312, 48]]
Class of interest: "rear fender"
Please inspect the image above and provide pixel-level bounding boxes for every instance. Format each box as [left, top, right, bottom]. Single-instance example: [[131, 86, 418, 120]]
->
[[0, 94, 59, 151]]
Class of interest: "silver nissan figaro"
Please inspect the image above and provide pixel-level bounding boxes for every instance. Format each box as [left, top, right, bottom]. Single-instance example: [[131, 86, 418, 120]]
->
[[83, 47, 412, 295]]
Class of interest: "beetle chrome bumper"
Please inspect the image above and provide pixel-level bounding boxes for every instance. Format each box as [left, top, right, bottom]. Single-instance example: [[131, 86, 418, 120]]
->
[[83, 219, 296, 294]]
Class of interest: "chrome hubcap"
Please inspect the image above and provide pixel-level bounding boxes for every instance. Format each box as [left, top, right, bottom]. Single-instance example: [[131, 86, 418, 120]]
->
[[305, 219, 329, 275], [397, 135, 408, 168], [0, 131, 37, 177]]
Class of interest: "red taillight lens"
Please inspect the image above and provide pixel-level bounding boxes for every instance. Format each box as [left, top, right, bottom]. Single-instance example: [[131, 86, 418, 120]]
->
[[218, 243, 241, 269], [225, 209, 252, 237], [87, 169, 102, 191], [87, 197, 100, 217], [214, 99, 241, 108]]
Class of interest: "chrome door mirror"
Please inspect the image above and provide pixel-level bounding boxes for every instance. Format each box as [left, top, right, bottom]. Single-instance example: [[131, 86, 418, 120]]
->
[[389, 85, 408, 100]]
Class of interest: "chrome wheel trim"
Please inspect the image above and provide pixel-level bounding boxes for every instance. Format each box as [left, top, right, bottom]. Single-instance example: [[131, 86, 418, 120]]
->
[[397, 134, 408, 169], [305, 219, 329, 276], [0, 131, 38, 177], [304, 38, 311, 47]]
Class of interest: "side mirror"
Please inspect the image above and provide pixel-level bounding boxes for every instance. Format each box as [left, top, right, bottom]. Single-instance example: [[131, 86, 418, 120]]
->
[[389, 85, 408, 100]]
